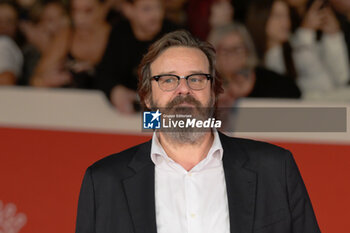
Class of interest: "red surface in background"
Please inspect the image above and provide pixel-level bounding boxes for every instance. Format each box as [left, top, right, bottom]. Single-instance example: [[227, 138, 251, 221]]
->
[[1, 127, 349, 233]]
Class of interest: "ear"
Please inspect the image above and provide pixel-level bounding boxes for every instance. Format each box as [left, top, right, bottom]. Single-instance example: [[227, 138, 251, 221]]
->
[[144, 95, 151, 110], [121, 1, 133, 20]]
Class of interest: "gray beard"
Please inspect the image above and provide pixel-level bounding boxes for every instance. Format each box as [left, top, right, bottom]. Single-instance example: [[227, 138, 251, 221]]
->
[[162, 129, 207, 145], [150, 96, 215, 145]]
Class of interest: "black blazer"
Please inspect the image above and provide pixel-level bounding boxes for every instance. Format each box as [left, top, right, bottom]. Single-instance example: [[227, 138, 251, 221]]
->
[[75, 132, 321, 233]]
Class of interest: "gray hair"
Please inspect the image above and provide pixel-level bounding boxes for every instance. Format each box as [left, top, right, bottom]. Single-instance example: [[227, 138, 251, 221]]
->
[[208, 22, 258, 69], [138, 30, 224, 110]]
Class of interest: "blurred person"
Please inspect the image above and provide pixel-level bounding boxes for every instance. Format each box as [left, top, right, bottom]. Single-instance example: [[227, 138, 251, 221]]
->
[[330, 0, 350, 68], [287, 0, 350, 86], [98, 0, 177, 114], [30, 0, 112, 88], [246, 0, 349, 99], [0, 1, 19, 40], [21, 0, 69, 53], [209, 23, 301, 107], [19, 0, 69, 85], [0, 1, 23, 85], [0, 36, 23, 85]]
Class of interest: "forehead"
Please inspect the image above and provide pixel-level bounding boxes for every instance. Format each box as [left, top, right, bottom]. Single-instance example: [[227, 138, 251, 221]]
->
[[150, 46, 210, 75]]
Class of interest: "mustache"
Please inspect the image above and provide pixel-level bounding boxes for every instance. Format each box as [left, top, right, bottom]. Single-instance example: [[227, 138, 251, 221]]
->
[[166, 95, 202, 109]]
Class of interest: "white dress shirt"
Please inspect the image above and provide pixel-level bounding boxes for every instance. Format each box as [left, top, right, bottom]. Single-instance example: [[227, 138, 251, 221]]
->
[[150, 130, 230, 233]]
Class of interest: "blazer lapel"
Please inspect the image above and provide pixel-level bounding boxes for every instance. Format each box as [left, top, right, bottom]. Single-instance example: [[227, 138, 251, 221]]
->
[[122, 141, 158, 233], [219, 132, 257, 233]]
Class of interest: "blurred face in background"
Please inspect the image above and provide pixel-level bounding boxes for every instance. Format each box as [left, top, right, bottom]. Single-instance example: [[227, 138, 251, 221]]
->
[[216, 32, 248, 78], [0, 4, 18, 38], [40, 3, 68, 35], [125, 0, 164, 37], [215, 31, 255, 101], [71, 0, 105, 29], [266, 1, 291, 45]]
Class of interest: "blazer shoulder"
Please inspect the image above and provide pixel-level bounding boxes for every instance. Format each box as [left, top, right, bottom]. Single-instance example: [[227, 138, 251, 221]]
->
[[88, 140, 151, 176], [220, 132, 292, 165]]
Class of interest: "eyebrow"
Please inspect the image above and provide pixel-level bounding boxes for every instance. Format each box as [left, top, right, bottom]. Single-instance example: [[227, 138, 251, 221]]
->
[[156, 70, 208, 75]]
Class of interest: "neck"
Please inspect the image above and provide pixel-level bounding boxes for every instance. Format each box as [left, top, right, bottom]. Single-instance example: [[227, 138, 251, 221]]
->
[[158, 131, 214, 171]]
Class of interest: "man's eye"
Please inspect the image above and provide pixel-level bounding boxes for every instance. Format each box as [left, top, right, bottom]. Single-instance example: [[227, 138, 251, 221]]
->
[[162, 77, 176, 83], [189, 76, 204, 83]]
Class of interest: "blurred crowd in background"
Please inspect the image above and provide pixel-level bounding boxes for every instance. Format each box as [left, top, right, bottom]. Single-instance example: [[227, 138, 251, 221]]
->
[[0, 0, 349, 114]]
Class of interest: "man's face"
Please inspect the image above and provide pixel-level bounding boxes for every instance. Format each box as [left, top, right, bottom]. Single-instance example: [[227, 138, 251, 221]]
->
[[128, 0, 164, 37], [147, 46, 214, 143], [147, 46, 213, 111], [216, 32, 248, 77], [0, 4, 18, 39]]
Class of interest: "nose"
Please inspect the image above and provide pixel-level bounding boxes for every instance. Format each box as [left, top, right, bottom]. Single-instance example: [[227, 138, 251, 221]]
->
[[175, 78, 191, 95]]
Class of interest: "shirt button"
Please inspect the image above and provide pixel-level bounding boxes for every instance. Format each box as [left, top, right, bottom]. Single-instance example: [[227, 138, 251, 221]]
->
[[190, 213, 196, 218], [188, 172, 192, 176]]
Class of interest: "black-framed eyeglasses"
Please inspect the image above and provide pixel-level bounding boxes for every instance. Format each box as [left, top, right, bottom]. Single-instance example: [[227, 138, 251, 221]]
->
[[152, 73, 212, 91]]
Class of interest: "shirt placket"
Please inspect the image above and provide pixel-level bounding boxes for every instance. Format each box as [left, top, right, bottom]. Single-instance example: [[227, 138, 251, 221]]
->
[[185, 171, 201, 233]]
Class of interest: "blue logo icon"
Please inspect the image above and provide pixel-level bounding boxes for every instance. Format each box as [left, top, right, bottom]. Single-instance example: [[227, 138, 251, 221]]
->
[[143, 110, 162, 129]]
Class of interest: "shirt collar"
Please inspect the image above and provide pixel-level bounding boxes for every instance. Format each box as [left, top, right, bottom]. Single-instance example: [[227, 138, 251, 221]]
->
[[150, 129, 224, 167]]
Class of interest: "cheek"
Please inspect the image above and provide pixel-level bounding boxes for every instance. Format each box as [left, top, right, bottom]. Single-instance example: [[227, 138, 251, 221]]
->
[[149, 82, 169, 107], [200, 86, 215, 107]]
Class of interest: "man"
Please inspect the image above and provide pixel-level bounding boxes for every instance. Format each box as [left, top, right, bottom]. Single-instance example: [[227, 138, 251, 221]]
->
[[76, 30, 321, 233], [96, 0, 177, 114], [0, 0, 19, 40]]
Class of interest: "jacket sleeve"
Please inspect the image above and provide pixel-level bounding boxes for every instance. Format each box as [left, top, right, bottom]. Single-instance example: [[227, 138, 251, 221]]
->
[[76, 167, 96, 233], [285, 152, 321, 233]]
